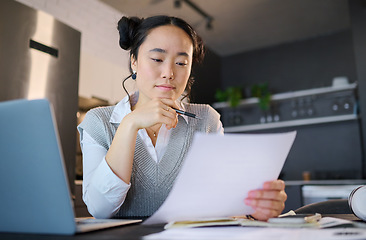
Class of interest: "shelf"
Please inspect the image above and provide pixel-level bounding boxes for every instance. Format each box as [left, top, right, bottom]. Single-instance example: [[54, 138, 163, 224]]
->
[[224, 114, 358, 133], [213, 83, 357, 109]]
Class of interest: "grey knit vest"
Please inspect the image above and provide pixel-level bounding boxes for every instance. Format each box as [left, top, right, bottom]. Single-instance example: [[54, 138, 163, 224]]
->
[[78, 102, 221, 218]]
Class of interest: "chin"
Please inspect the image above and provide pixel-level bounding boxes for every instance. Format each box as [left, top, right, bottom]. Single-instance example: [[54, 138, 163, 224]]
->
[[156, 93, 177, 100]]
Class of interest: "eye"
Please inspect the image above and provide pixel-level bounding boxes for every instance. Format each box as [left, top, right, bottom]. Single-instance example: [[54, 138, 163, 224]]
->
[[176, 62, 187, 66], [151, 58, 163, 63]]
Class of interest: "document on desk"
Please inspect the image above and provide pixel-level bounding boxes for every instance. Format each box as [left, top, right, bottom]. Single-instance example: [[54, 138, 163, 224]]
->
[[143, 131, 297, 225], [144, 226, 366, 240]]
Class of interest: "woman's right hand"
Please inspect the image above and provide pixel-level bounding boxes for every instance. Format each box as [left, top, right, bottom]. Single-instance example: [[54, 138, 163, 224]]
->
[[105, 98, 180, 183], [125, 98, 180, 131]]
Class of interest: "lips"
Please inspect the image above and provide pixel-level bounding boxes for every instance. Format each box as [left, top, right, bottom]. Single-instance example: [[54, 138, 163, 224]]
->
[[155, 84, 176, 91]]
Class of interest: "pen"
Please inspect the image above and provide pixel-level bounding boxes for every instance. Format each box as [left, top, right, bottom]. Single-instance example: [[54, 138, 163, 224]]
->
[[172, 108, 202, 120]]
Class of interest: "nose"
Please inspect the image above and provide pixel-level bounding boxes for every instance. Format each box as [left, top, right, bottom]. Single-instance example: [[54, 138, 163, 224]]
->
[[161, 63, 174, 80]]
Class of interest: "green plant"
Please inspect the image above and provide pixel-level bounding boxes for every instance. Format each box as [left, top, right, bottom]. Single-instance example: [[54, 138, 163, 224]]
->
[[215, 87, 242, 107], [251, 83, 271, 111]]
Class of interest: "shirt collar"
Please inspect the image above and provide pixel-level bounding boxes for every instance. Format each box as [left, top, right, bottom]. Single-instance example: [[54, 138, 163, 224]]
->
[[109, 92, 189, 124]]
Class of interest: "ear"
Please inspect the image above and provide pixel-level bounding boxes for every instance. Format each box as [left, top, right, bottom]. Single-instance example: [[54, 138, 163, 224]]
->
[[130, 55, 137, 71]]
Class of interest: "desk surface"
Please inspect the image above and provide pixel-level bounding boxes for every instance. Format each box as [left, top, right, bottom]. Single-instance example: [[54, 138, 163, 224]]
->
[[0, 215, 363, 240], [0, 223, 164, 240]]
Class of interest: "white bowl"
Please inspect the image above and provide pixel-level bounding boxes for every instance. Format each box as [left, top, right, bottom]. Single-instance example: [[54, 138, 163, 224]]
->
[[332, 76, 349, 88]]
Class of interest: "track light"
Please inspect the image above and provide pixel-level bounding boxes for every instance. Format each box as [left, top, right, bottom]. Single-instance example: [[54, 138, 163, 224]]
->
[[174, 0, 181, 8], [174, 0, 214, 30], [206, 18, 213, 30]]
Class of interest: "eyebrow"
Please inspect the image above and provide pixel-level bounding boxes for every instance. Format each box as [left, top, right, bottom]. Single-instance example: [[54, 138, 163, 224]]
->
[[149, 48, 189, 57]]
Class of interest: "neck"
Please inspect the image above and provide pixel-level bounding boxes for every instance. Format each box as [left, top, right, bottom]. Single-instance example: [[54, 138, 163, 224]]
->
[[147, 124, 162, 134], [146, 124, 162, 147]]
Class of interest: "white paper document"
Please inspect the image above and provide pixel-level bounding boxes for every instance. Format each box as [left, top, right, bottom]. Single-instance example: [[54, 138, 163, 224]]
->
[[143, 131, 297, 225], [144, 226, 366, 240]]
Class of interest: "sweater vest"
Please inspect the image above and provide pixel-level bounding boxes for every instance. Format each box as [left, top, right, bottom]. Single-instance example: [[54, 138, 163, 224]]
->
[[78, 103, 221, 218]]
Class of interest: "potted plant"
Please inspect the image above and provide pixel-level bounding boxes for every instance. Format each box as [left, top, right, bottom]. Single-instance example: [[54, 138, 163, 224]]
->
[[215, 86, 242, 107], [251, 83, 271, 111]]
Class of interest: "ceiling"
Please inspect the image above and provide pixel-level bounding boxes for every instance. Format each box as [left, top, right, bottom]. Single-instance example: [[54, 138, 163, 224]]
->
[[100, 0, 350, 57]]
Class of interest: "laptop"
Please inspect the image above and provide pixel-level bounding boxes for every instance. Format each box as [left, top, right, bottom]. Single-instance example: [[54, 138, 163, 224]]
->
[[0, 99, 141, 235]]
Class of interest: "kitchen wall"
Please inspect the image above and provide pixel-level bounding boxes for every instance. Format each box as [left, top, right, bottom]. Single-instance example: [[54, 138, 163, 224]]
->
[[16, 0, 132, 104], [191, 48, 222, 104], [205, 0, 366, 180], [221, 29, 357, 95]]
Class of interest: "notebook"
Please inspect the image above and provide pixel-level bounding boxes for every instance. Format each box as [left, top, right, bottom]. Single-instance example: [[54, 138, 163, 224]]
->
[[0, 99, 141, 235]]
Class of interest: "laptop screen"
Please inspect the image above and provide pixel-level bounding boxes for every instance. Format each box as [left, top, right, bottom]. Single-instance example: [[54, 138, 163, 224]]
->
[[0, 99, 76, 234]]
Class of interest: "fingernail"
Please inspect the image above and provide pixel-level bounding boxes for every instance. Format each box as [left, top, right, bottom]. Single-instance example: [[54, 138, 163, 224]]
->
[[244, 199, 252, 205], [249, 191, 257, 198]]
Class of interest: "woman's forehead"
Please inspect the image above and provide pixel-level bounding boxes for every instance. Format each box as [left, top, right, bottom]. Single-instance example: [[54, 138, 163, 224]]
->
[[141, 25, 193, 55]]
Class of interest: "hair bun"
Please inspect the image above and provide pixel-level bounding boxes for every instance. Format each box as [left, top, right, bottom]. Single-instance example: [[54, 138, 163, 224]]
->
[[117, 16, 142, 50]]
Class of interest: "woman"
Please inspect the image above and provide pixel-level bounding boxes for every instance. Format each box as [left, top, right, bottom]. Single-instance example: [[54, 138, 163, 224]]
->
[[78, 15, 287, 221]]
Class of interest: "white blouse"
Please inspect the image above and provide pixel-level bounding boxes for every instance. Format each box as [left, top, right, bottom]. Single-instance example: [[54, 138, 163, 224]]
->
[[79, 93, 224, 218]]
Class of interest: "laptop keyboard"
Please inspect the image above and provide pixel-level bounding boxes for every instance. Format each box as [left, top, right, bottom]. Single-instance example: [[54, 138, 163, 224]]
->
[[76, 218, 113, 225]]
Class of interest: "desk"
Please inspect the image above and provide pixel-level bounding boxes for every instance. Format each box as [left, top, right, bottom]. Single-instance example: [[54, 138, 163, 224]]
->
[[0, 223, 164, 240], [0, 215, 363, 240]]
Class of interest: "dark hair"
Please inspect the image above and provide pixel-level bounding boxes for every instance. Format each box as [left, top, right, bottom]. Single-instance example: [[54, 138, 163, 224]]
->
[[117, 15, 205, 101]]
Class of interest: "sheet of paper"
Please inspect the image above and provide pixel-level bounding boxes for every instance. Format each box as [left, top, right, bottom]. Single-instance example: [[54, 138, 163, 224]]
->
[[143, 226, 366, 240], [143, 131, 297, 225]]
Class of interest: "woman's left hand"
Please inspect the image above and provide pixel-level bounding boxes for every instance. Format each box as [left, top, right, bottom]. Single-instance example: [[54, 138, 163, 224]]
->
[[244, 179, 287, 221]]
